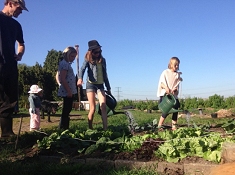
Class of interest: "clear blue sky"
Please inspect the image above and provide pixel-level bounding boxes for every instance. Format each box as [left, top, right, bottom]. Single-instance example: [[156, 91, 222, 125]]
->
[[9, 0, 235, 100]]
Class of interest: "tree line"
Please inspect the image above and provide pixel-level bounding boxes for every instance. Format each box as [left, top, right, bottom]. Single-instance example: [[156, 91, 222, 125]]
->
[[18, 49, 64, 108], [18, 49, 235, 111], [116, 94, 235, 111]]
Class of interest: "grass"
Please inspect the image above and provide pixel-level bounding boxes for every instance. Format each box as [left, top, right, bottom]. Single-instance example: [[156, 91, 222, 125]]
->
[[1, 108, 233, 175]]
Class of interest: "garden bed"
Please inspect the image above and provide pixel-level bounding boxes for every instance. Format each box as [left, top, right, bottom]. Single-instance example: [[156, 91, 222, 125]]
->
[[1, 110, 235, 175]]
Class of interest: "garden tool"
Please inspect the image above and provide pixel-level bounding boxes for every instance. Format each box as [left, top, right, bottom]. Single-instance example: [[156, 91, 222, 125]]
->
[[96, 91, 117, 116], [158, 79, 184, 115], [158, 93, 184, 114], [15, 116, 23, 149]]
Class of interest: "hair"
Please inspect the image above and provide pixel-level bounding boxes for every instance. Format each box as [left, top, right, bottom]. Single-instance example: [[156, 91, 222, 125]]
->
[[85, 50, 103, 64], [4, 0, 9, 5], [62, 46, 77, 62], [168, 57, 180, 70], [4, 0, 17, 5]]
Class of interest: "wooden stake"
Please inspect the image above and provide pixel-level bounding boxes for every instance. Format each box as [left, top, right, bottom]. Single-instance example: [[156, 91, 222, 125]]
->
[[15, 115, 23, 150], [75, 45, 81, 110]]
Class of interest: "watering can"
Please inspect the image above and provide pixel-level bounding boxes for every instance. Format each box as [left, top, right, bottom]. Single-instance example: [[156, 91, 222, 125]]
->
[[96, 91, 117, 116], [158, 94, 184, 115]]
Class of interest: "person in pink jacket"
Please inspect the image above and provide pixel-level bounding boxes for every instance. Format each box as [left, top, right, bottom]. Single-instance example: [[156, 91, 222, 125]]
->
[[157, 57, 183, 130]]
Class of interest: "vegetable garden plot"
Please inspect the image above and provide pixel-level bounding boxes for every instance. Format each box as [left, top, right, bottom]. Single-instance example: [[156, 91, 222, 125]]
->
[[1, 110, 235, 165], [33, 111, 235, 164]]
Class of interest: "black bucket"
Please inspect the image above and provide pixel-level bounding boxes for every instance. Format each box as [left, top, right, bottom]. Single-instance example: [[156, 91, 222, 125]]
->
[[211, 113, 218, 118]]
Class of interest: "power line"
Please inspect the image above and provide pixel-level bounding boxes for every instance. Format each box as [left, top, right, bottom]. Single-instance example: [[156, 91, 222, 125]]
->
[[115, 87, 122, 101]]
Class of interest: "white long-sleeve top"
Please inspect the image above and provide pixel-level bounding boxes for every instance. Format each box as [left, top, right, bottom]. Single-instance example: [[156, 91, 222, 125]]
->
[[157, 69, 182, 98]]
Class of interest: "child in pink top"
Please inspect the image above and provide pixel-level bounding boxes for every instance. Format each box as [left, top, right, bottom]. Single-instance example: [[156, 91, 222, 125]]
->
[[157, 57, 183, 130]]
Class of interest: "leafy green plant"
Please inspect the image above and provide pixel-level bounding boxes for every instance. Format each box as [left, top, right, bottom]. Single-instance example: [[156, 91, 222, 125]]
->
[[144, 119, 158, 132], [221, 119, 235, 133], [155, 128, 235, 163]]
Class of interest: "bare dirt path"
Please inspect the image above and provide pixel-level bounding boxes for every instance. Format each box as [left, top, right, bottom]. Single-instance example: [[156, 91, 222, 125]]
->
[[209, 162, 235, 175], [12, 114, 84, 134]]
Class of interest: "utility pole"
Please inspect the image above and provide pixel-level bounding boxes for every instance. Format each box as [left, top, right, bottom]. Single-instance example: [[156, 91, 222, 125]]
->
[[115, 87, 122, 101]]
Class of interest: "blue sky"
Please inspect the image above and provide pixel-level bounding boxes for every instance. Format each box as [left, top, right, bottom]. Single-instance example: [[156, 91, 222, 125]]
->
[[10, 0, 235, 100]]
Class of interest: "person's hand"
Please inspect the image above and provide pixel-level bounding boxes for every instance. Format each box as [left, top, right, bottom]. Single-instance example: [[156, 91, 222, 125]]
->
[[165, 87, 171, 94], [106, 90, 112, 95], [77, 79, 83, 87], [31, 109, 36, 114], [172, 88, 178, 93], [15, 54, 22, 61], [67, 91, 73, 98]]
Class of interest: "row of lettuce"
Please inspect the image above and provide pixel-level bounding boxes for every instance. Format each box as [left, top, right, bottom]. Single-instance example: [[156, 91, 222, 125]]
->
[[36, 112, 235, 163]]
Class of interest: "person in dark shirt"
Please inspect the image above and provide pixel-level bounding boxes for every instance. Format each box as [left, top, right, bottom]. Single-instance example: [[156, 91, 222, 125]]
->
[[0, 0, 28, 137]]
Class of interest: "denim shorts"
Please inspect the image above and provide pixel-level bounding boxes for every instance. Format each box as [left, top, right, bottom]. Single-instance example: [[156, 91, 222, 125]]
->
[[86, 81, 104, 93]]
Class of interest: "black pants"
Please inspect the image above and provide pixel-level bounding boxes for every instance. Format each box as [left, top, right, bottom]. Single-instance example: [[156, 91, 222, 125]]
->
[[60, 96, 73, 129], [0, 63, 18, 118], [0, 63, 18, 136]]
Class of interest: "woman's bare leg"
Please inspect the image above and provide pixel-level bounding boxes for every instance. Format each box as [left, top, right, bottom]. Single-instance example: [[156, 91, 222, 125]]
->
[[87, 91, 96, 129], [97, 91, 107, 130]]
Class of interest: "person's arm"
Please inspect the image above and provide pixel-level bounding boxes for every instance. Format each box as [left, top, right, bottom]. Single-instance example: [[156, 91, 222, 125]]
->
[[172, 72, 183, 95], [60, 69, 72, 97], [161, 82, 170, 94], [77, 60, 87, 87], [28, 96, 36, 113], [55, 71, 61, 86], [102, 58, 111, 94], [159, 70, 171, 94], [15, 42, 25, 61]]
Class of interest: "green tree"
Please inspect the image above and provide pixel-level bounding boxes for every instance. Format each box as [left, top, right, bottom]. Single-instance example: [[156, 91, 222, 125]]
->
[[179, 99, 185, 110], [208, 94, 225, 109], [224, 96, 235, 109], [43, 49, 63, 100], [43, 71, 58, 101], [18, 64, 31, 98], [18, 64, 31, 108], [184, 97, 198, 110], [197, 98, 205, 109], [32, 62, 44, 84], [43, 49, 63, 74]]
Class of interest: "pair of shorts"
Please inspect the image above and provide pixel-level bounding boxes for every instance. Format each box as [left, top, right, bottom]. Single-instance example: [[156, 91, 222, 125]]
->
[[86, 82, 104, 93]]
